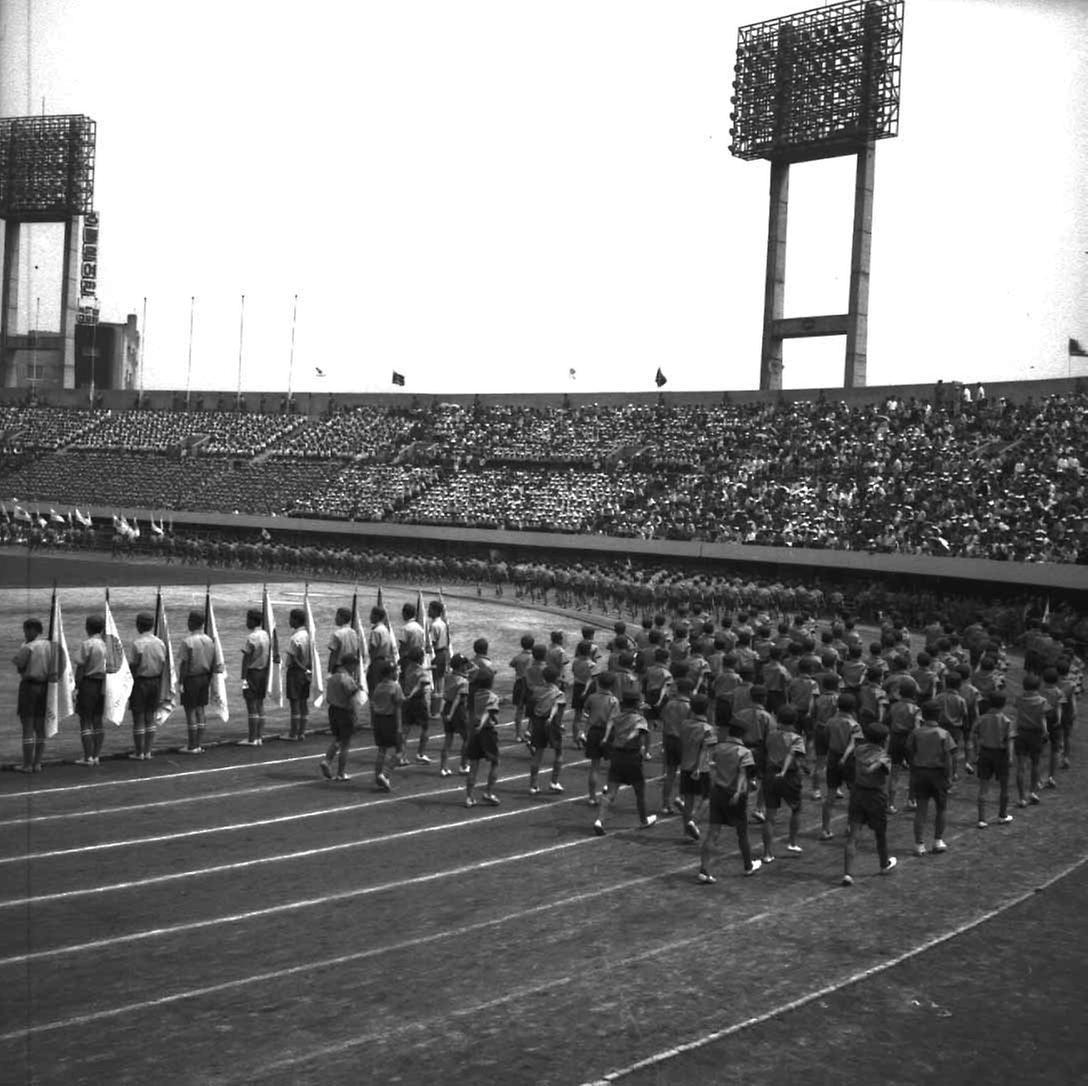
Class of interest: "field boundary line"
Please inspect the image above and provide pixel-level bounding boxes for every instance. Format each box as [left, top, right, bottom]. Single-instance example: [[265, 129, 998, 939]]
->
[[580, 851, 1088, 1085], [0, 758, 593, 866]]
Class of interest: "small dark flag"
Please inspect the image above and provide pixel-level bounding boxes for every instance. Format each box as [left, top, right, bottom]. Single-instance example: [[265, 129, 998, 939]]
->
[[655, 367, 667, 388], [392, 371, 406, 386], [314, 366, 326, 377], [1069, 338, 1088, 358]]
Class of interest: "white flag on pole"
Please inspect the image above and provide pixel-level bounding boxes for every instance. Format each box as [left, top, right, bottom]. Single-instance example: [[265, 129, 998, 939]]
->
[[261, 584, 284, 708], [153, 590, 178, 726], [304, 585, 326, 709], [45, 590, 75, 738], [205, 588, 229, 723], [103, 592, 134, 727]]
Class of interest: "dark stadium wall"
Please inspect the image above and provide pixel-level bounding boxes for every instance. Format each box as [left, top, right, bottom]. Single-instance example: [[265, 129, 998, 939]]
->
[[1, 376, 1084, 414]]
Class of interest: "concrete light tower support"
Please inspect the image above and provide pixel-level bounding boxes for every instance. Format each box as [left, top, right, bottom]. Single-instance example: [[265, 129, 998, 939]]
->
[[731, 1, 904, 392], [759, 141, 876, 391]]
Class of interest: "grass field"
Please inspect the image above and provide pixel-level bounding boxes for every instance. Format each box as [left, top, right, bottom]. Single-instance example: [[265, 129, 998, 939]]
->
[[1, 550, 1086, 1086]]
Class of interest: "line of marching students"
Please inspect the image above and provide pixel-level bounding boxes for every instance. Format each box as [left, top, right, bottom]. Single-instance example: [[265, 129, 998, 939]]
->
[[12, 591, 1083, 885]]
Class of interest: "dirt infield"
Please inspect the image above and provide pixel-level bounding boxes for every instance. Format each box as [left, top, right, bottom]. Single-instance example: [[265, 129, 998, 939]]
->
[[1, 551, 1086, 1086]]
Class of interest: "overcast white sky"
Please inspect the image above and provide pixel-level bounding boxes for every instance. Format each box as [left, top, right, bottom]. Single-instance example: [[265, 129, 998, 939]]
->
[[1, 0, 1086, 393]]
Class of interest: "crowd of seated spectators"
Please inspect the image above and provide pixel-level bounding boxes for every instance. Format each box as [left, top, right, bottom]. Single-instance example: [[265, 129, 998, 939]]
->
[[0, 387, 1084, 563], [70, 409, 305, 457], [1, 451, 340, 516], [0, 405, 103, 451]]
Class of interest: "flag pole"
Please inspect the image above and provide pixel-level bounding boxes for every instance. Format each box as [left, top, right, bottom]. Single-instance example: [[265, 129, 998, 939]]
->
[[286, 293, 298, 403], [236, 293, 246, 406], [139, 296, 147, 400], [185, 295, 195, 409]]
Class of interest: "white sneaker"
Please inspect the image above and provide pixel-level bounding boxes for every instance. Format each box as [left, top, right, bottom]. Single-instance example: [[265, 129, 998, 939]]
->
[[439, 767, 453, 777], [744, 859, 763, 876], [641, 814, 657, 828], [415, 754, 433, 765], [913, 843, 927, 856], [881, 857, 898, 874], [548, 781, 564, 794], [593, 819, 605, 836], [933, 839, 948, 853]]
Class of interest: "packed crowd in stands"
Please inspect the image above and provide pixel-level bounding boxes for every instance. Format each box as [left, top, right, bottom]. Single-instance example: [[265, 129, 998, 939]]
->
[[0, 388, 1085, 563], [0, 405, 102, 451]]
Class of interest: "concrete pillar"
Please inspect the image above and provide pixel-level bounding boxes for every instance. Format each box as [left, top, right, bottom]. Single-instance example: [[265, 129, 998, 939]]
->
[[844, 141, 876, 388], [1, 220, 20, 387], [59, 215, 80, 389], [759, 160, 789, 391]]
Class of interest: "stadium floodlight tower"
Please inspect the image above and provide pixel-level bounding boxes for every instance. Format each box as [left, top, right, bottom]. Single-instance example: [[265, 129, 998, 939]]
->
[[0, 114, 97, 389], [729, 0, 904, 390]]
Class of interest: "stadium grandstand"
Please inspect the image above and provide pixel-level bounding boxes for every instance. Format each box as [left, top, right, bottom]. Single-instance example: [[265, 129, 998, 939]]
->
[[1, 381, 1085, 565]]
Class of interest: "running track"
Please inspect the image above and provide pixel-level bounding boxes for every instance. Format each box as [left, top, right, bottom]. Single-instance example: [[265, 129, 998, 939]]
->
[[3, 714, 1086, 1086]]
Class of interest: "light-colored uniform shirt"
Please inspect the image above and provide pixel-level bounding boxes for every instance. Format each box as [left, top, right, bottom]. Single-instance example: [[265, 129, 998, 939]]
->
[[128, 631, 167, 678], [14, 638, 52, 681], [75, 636, 108, 678], [243, 627, 271, 671], [180, 631, 216, 677]]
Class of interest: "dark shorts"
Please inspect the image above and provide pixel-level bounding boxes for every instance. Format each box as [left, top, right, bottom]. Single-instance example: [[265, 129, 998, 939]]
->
[[77, 674, 106, 718], [662, 734, 682, 769], [403, 694, 429, 729], [432, 648, 449, 683], [129, 674, 162, 714], [571, 682, 589, 715], [813, 726, 830, 758], [512, 677, 528, 709], [888, 732, 911, 768], [714, 697, 733, 727], [243, 666, 269, 706], [848, 787, 888, 832], [285, 666, 310, 704], [465, 726, 499, 764], [181, 673, 211, 710], [17, 678, 47, 722], [793, 711, 813, 739], [976, 747, 1009, 782], [708, 785, 748, 827], [910, 766, 949, 801], [679, 769, 710, 799], [443, 703, 467, 737], [530, 715, 563, 752], [584, 724, 608, 761], [762, 771, 802, 812], [1014, 732, 1044, 758], [826, 751, 853, 791], [607, 748, 645, 787], [372, 711, 398, 749], [328, 704, 355, 742]]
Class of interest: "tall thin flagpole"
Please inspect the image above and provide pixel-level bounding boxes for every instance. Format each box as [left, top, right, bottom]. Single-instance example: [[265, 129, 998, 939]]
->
[[139, 296, 147, 399], [236, 293, 246, 404], [185, 295, 195, 409], [286, 293, 298, 403]]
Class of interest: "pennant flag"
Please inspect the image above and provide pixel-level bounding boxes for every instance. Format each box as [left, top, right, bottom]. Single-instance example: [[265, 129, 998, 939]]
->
[[44, 589, 75, 738], [35, 513, 47, 529], [204, 587, 230, 723], [439, 587, 454, 656], [14, 505, 31, 523], [349, 588, 369, 706], [48, 508, 65, 524], [261, 584, 284, 708], [350, 587, 369, 677], [655, 367, 667, 388], [74, 507, 93, 527], [416, 587, 435, 671], [103, 591, 134, 727], [304, 585, 326, 709], [391, 371, 406, 386], [1070, 338, 1088, 358], [150, 516, 164, 537], [153, 589, 178, 726]]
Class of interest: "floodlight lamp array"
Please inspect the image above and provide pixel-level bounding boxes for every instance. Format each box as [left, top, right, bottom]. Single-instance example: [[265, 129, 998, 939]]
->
[[729, 0, 904, 163], [0, 115, 97, 221]]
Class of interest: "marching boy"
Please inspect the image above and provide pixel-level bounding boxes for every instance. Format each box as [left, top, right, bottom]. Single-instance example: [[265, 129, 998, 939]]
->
[[320, 655, 362, 781], [841, 720, 898, 885]]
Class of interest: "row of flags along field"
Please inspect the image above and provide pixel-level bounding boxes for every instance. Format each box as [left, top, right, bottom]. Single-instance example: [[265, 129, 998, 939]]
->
[[1, 500, 168, 536], [36, 583, 447, 734]]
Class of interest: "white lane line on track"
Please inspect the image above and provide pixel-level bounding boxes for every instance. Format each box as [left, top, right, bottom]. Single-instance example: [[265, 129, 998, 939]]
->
[[0, 777, 626, 910], [0, 759, 592, 865], [0, 837, 593, 969], [580, 850, 1088, 1085], [0, 863, 692, 1043]]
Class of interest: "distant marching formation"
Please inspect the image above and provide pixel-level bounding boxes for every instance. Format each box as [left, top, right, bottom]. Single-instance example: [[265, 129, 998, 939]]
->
[[11, 593, 1082, 885]]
